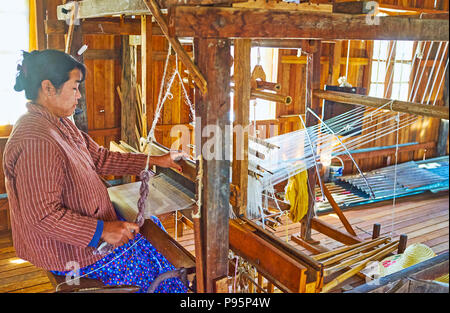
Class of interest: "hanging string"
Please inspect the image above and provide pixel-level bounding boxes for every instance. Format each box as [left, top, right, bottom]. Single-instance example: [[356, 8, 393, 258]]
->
[[411, 41, 434, 102], [390, 112, 401, 238], [432, 58, 449, 106], [408, 41, 427, 102], [421, 41, 443, 103], [426, 42, 448, 105], [345, 40, 351, 80]]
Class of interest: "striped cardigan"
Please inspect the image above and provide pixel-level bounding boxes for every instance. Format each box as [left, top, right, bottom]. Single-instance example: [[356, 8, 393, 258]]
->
[[3, 103, 147, 271]]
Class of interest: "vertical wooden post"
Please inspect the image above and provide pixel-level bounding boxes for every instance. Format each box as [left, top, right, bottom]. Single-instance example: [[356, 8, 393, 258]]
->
[[141, 15, 153, 137], [372, 223, 381, 239], [34, 0, 47, 50], [194, 38, 232, 293], [301, 40, 322, 241], [329, 40, 342, 86], [121, 36, 139, 183], [69, 11, 88, 133], [232, 39, 251, 217], [398, 234, 408, 254], [437, 67, 449, 156]]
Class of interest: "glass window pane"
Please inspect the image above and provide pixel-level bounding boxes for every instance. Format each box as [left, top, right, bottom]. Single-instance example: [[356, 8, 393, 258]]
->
[[369, 83, 384, 98], [399, 83, 410, 101], [0, 0, 28, 13], [396, 41, 414, 60], [391, 84, 401, 100], [0, 91, 27, 125], [373, 40, 390, 60], [371, 61, 386, 82], [392, 83, 410, 101], [0, 53, 23, 91], [0, 13, 28, 52], [393, 63, 412, 82]]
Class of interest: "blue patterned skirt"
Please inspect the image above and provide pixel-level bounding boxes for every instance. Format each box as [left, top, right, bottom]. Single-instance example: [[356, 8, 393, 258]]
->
[[51, 216, 187, 293]]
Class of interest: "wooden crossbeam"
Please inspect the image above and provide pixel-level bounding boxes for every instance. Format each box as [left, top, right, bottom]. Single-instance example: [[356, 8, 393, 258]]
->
[[168, 6, 449, 41], [320, 183, 357, 237], [46, 18, 162, 36], [310, 217, 362, 245], [57, 0, 248, 20], [313, 89, 449, 120], [229, 219, 309, 293]]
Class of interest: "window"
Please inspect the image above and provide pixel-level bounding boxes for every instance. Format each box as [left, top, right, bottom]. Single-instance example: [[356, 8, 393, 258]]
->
[[0, 1, 29, 125], [369, 40, 414, 101], [230, 47, 278, 123], [391, 41, 414, 101], [249, 47, 278, 121]]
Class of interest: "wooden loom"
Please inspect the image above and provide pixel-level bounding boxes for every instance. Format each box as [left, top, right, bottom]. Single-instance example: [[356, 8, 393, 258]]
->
[[51, 0, 449, 293]]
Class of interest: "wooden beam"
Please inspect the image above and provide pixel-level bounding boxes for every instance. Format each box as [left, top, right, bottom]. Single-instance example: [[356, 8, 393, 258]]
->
[[232, 39, 251, 217], [229, 219, 308, 293], [313, 89, 450, 120], [68, 11, 89, 134], [141, 15, 152, 137], [57, 0, 150, 20], [57, 0, 247, 20], [120, 36, 139, 184], [168, 6, 449, 41], [291, 235, 329, 254], [437, 67, 449, 156], [34, 0, 47, 50], [140, 218, 196, 269], [301, 41, 321, 242], [194, 37, 232, 292], [310, 217, 362, 245], [320, 183, 357, 237], [45, 18, 163, 36]]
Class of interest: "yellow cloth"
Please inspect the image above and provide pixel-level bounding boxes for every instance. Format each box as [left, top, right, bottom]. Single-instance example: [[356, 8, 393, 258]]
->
[[29, 0, 37, 51], [285, 170, 309, 223]]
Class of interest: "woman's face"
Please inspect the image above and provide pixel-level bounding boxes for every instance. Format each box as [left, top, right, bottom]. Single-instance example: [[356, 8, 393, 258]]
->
[[45, 69, 82, 118]]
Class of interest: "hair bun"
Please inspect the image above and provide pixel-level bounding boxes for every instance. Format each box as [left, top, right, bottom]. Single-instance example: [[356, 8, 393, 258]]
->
[[14, 72, 26, 92]]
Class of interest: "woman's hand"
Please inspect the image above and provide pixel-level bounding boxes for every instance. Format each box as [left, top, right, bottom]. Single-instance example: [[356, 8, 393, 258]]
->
[[154, 151, 190, 172], [101, 221, 140, 247]]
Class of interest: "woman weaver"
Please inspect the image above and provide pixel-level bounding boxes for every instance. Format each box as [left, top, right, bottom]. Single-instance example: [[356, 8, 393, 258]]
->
[[3, 49, 187, 293]]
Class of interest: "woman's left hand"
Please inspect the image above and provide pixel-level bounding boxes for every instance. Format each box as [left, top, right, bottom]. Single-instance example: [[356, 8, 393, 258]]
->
[[155, 151, 190, 172]]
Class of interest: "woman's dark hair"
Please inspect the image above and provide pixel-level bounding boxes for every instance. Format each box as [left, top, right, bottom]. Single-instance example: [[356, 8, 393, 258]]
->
[[14, 49, 86, 100]]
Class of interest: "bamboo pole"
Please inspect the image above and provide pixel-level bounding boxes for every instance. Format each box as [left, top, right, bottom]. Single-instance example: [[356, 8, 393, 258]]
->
[[324, 240, 399, 276], [251, 89, 292, 105], [64, 4, 76, 54], [256, 80, 281, 91], [313, 89, 449, 120], [143, 0, 207, 94], [230, 86, 292, 105], [321, 237, 390, 266], [313, 236, 389, 261], [321, 241, 399, 293]]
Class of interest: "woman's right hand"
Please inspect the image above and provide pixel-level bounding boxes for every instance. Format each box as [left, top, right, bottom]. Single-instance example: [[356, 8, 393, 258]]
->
[[101, 221, 140, 247]]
